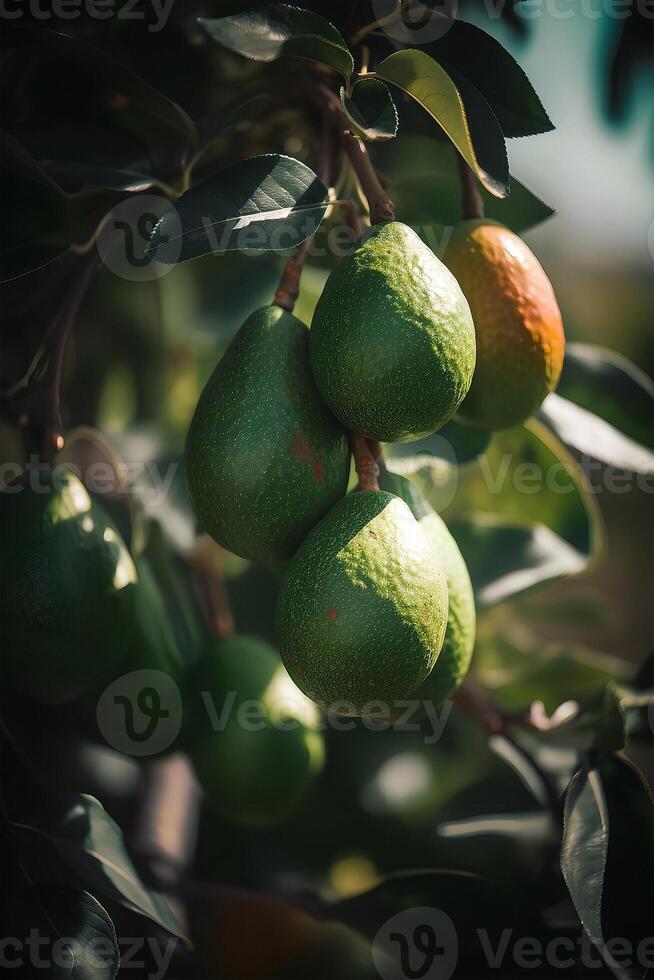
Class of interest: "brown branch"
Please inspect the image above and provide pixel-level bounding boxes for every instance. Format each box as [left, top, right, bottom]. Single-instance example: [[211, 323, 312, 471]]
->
[[341, 131, 396, 225], [456, 153, 485, 221], [187, 534, 235, 639], [352, 435, 381, 492], [273, 110, 336, 313], [272, 239, 310, 313]]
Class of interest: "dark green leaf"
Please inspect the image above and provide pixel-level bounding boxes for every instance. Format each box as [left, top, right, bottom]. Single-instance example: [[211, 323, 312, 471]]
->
[[3, 883, 119, 979], [199, 3, 354, 80], [375, 49, 509, 198], [424, 20, 553, 137], [0, 131, 69, 280], [12, 794, 188, 942], [539, 393, 654, 476], [3, 26, 195, 175], [384, 418, 491, 474], [378, 137, 554, 238], [41, 162, 162, 194], [562, 755, 654, 979], [340, 78, 398, 141], [147, 154, 329, 262], [558, 343, 654, 450]]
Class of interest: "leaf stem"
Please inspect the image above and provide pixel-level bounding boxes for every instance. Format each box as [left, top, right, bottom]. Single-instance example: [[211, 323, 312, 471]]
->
[[350, 0, 402, 47], [456, 153, 485, 220]]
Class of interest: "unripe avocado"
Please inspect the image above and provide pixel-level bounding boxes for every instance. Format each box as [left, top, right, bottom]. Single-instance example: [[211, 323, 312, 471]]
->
[[443, 219, 565, 430], [185, 305, 351, 563], [413, 512, 476, 706], [276, 491, 448, 716], [309, 222, 476, 443], [187, 634, 324, 826], [0, 469, 137, 705]]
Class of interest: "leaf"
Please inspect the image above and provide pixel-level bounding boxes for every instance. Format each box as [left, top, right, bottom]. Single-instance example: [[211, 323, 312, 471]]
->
[[12, 794, 188, 942], [0, 130, 69, 280], [539, 393, 654, 476], [561, 756, 654, 979], [384, 418, 491, 473], [375, 49, 509, 197], [3, 883, 120, 979], [340, 78, 398, 142], [41, 162, 162, 194], [147, 154, 329, 263], [423, 420, 602, 605], [4, 26, 195, 175], [558, 343, 654, 450], [373, 136, 553, 235], [423, 20, 553, 137], [199, 3, 354, 80], [449, 514, 589, 607]]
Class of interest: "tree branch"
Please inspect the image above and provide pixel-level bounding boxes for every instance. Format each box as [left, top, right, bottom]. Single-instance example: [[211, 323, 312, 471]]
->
[[456, 153, 485, 221]]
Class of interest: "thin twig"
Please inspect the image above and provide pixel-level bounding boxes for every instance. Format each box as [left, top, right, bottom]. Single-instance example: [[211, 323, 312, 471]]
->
[[273, 111, 336, 313], [456, 153, 485, 220], [304, 80, 396, 227], [341, 131, 396, 225], [352, 435, 381, 492]]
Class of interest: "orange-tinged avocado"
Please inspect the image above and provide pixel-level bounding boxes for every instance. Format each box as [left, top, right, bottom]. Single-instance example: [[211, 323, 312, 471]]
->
[[444, 219, 565, 430]]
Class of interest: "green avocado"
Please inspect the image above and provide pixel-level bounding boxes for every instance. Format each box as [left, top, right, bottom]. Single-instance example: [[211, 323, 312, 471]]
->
[[185, 305, 351, 563], [276, 491, 448, 716], [0, 469, 137, 705], [309, 222, 476, 443], [413, 512, 476, 706], [187, 634, 324, 826]]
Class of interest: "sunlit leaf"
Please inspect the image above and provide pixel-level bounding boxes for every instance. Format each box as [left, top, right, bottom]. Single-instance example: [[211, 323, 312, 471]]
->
[[539, 393, 654, 476], [199, 3, 354, 80], [147, 154, 329, 262], [558, 343, 654, 450], [375, 49, 509, 197]]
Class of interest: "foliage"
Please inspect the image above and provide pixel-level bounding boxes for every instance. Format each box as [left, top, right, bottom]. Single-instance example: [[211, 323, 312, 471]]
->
[[0, 5, 652, 980]]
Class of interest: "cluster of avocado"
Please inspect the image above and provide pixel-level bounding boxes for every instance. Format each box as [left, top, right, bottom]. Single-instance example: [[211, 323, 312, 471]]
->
[[186, 221, 481, 725], [0, 217, 562, 826]]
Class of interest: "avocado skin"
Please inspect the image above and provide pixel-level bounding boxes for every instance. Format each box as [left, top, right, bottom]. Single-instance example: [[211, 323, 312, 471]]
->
[[185, 305, 351, 563], [276, 491, 448, 716], [414, 512, 476, 706], [0, 469, 137, 705], [309, 222, 476, 444], [187, 634, 324, 826]]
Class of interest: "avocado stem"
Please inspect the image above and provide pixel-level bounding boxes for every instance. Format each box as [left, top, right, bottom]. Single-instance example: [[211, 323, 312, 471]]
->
[[273, 239, 310, 313], [456, 153, 485, 221], [352, 435, 382, 492], [341, 130, 396, 225]]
